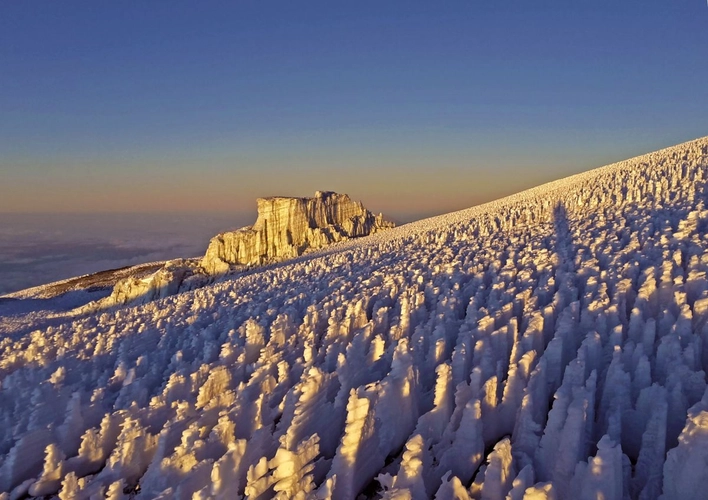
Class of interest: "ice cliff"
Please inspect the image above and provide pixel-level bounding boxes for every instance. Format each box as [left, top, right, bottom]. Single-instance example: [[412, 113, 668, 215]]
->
[[82, 192, 392, 311], [201, 191, 394, 274]]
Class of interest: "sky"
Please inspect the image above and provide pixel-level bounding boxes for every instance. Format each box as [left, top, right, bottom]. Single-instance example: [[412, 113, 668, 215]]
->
[[1, 1, 707, 219]]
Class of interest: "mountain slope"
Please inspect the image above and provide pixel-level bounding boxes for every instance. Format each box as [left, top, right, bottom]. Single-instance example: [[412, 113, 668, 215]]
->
[[0, 137, 707, 499]]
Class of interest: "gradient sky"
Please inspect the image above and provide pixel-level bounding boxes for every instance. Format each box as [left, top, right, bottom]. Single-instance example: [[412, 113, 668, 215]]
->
[[2, 1, 707, 219]]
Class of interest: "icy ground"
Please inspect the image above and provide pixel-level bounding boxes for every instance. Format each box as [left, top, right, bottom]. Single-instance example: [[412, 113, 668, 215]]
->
[[1, 137, 708, 499]]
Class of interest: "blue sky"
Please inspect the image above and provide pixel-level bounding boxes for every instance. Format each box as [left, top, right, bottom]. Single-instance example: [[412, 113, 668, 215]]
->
[[1, 1, 707, 217]]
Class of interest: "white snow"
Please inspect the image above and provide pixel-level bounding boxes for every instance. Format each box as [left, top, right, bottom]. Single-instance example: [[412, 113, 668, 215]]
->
[[0, 136, 707, 499]]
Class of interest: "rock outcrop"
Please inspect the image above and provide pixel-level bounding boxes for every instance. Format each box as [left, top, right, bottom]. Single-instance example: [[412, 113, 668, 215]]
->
[[201, 191, 393, 274]]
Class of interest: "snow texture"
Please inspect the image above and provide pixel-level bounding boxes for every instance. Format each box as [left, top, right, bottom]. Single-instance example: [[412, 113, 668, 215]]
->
[[1, 137, 708, 499]]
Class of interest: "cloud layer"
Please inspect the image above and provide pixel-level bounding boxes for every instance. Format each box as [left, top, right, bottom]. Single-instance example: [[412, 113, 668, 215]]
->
[[0, 212, 251, 295]]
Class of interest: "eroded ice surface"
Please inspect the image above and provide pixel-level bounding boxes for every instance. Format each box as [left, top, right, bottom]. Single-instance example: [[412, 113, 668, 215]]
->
[[1, 137, 708, 499]]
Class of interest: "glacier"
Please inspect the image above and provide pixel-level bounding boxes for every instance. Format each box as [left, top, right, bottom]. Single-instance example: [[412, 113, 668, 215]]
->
[[201, 190, 394, 274], [69, 191, 394, 313], [0, 137, 707, 499]]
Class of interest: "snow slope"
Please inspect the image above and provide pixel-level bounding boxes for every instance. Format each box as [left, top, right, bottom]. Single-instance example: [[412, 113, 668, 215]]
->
[[1, 137, 707, 499]]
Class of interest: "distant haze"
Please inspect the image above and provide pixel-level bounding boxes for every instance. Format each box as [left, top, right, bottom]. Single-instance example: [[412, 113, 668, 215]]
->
[[0, 212, 251, 295]]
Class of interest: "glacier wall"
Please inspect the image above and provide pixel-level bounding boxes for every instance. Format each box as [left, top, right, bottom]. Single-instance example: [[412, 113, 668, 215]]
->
[[84, 191, 393, 312], [201, 191, 394, 274]]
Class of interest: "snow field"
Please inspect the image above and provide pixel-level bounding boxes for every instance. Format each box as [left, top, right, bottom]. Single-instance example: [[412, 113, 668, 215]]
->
[[0, 137, 707, 498]]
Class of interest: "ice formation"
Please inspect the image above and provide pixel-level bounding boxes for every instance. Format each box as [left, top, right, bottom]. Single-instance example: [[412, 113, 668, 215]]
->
[[0, 137, 707, 499], [80, 191, 393, 311], [201, 191, 394, 274]]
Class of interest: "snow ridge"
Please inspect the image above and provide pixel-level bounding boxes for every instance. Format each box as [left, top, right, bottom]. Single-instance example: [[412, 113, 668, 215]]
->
[[0, 136, 707, 499]]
